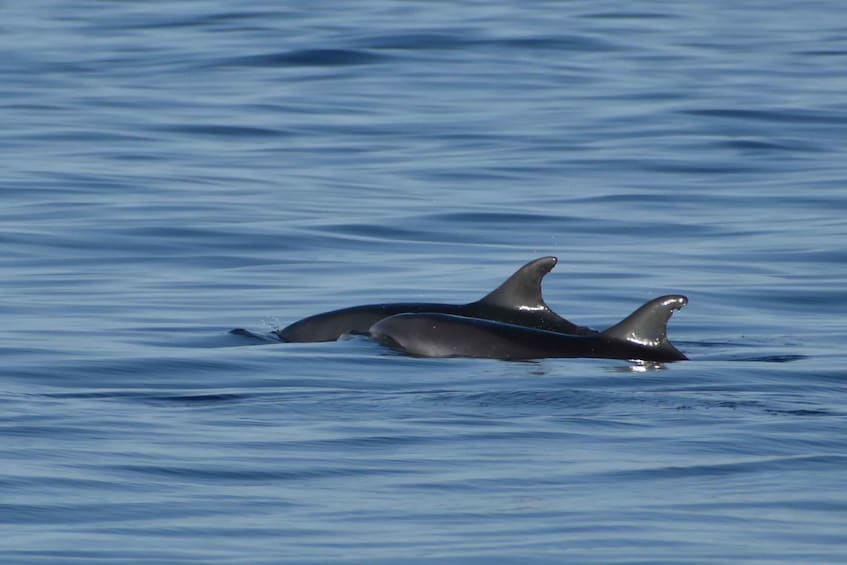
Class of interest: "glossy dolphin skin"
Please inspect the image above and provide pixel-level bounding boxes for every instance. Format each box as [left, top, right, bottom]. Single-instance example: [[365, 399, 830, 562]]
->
[[370, 295, 688, 362], [275, 256, 594, 342]]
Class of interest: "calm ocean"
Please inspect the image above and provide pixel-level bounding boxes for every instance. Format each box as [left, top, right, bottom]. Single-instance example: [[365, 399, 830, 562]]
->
[[2, 1, 846, 563]]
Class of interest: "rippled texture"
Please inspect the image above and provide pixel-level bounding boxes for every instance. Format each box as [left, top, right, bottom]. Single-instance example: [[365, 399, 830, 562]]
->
[[2, 1, 846, 563]]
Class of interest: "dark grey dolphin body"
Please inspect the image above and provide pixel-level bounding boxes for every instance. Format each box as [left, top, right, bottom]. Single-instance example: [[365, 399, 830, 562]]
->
[[370, 295, 688, 362], [275, 257, 594, 342]]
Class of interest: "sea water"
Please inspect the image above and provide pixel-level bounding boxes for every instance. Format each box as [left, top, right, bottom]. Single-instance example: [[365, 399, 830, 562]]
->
[[2, 1, 846, 563]]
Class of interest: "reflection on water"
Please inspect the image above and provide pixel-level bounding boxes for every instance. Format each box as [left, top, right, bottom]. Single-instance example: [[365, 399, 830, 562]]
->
[[1, 0, 846, 563]]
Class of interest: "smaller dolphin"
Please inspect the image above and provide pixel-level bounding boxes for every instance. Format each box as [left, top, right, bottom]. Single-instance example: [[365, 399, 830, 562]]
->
[[369, 295, 688, 362], [275, 257, 594, 342]]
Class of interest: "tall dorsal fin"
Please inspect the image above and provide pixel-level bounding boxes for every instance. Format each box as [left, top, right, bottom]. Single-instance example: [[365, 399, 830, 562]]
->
[[601, 295, 688, 359], [476, 256, 557, 311]]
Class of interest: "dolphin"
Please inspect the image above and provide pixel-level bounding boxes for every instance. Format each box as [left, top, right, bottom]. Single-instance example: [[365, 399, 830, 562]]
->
[[369, 295, 688, 362], [275, 256, 595, 342]]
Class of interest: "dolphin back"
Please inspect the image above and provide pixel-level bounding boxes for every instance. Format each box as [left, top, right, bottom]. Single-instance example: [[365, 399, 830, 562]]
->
[[600, 295, 688, 361], [275, 303, 459, 342], [369, 295, 688, 362], [472, 256, 595, 335], [275, 256, 591, 342]]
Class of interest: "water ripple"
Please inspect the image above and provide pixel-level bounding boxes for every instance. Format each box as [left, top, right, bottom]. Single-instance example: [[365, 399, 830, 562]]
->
[[224, 48, 386, 68]]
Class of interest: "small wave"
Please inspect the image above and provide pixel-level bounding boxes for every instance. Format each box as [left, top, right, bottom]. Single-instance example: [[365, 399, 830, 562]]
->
[[731, 354, 809, 363], [143, 393, 249, 405], [603, 454, 847, 482], [154, 124, 288, 138], [356, 32, 473, 51], [683, 107, 844, 125], [224, 48, 385, 68], [579, 11, 678, 20], [109, 463, 412, 483], [718, 138, 821, 154], [359, 32, 620, 53], [479, 35, 620, 52]]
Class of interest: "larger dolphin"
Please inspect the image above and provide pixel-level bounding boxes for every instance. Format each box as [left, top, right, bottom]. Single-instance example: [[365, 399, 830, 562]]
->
[[275, 256, 594, 342], [370, 295, 688, 362]]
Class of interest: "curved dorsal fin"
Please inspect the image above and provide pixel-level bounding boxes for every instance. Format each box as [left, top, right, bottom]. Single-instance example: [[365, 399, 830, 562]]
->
[[477, 256, 557, 311], [601, 295, 688, 358]]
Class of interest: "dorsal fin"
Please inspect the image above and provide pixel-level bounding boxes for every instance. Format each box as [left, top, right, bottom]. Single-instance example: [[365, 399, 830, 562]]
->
[[601, 295, 688, 358], [476, 256, 557, 311]]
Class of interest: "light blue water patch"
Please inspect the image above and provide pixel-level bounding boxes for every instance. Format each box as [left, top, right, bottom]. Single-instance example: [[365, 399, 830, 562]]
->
[[1, 0, 846, 563]]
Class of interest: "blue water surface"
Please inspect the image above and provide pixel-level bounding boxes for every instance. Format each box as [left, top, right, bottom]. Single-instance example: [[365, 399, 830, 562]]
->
[[2, 1, 846, 563]]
